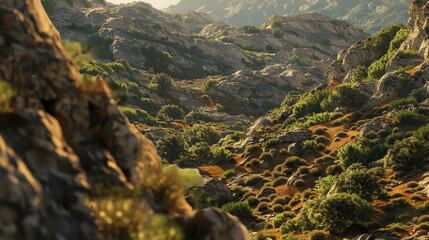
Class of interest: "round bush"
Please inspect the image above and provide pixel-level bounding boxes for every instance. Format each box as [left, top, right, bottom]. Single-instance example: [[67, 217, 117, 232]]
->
[[157, 104, 184, 121], [221, 202, 253, 219], [309, 230, 326, 240], [293, 179, 305, 187], [271, 204, 284, 213]]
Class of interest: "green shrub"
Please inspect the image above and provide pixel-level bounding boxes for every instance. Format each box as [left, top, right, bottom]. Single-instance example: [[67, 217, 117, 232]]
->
[[157, 105, 184, 121], [273, 211, 296, 228], [397, 49, 420, 58], [244, 175, 264, 186], [382, 198, 409, 212], [127, 28, 148, 40], [308, 230, 327, 240], [394, 111, 425, 125], [222, 169, 236, 178], [187, 142, 211, 162], [413, 124, 429, 141], [185, 125, 221, 145], [150, 73, 175, 94], [120, 107, 156, 125], [338, 139, 387, 167], [418, 202, 429, 212], [157, 134, 186, 163], [242, 26, 261, 34], [289, 54, 310, 66], [293, 90, 331, 117], [86, 35, 114, 59], [350, 65, 368, 83], [221, 202, 253, 219], [387, 97, 417, 109], [389, 28, 409, 52], [246, 196, 259, 207], [280, 220, 300, 235], [293, 179, 305, 187], [272, 204, 284, 213], [384, 138, 429, 172], [314, 175, 338, 197], [368, 54, 390, 80], [81, 60, 114, 76], [365, 25, 403, 52], [109, 79, 128, 104], [335, 86, 369, 110], [385, 132, 404, 145], [210, 145, 232, 164], [298, 193, 372, 234], [334, 166, 381, 201], [138, 45, 173, 72], [0, 81, 14, 112], [313, 128, 326, 135], [184, 111, 215, 123], [137, 98, 161, 115]]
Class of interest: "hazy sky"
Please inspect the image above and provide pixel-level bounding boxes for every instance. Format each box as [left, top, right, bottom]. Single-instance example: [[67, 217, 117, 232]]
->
[[107, 0, 180, 9]]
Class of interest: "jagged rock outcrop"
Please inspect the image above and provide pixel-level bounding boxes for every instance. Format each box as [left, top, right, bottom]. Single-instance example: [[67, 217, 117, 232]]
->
[[277, 128, 312, 144], [0, 0, 249, 239], [402, 0, 429, 58], [359, 118, 394, 138], [209, 65, 323, 115], [327, 41, 387, 84], [46, 2, 367, 82]]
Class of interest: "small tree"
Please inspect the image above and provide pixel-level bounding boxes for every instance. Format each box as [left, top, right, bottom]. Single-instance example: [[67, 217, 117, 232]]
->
[[157, 105, 184, 121], [335, 166, 380, 201], [150, 73, 174, 94], [157, 134, 186, 163], [384, 138, 429, 172], [336, 86, 369, 110], [298, 193, 372, 234]]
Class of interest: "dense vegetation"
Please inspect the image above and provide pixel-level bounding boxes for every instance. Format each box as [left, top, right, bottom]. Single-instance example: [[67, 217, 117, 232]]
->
[[53, 2, 429, 239]]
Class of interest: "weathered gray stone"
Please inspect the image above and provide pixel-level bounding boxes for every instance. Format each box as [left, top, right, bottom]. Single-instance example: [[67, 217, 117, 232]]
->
[[277, 128, 312, 143]]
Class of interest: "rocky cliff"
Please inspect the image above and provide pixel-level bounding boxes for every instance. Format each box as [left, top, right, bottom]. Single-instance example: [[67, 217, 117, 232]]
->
[[43, 1, 367, 115], [0, 0, 249, 239], [167, 0, 410, 34], [327, 0, 429, 108], [46, 1, 367, 80]]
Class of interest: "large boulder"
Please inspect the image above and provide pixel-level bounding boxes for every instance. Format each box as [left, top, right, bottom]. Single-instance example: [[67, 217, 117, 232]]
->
[[277, 128, 312, 143], [360, 118, 394, 138], [0, 1, 250, 239]]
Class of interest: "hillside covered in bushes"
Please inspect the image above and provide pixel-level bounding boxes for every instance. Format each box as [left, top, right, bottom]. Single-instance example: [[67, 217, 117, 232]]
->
[[2, 0, 429, 239]]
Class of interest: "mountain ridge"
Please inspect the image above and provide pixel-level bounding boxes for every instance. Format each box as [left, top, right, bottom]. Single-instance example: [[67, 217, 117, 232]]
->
[[167, 0, 411, 33]]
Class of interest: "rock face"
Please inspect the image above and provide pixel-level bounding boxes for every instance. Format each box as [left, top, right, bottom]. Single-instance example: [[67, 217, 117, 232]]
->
[[44, 1, 368, 115], [327, 41, 387, 84], [204, 14, 367, 114], [45, 1, 367, 82], [359, 118, 394, 138], [0, 0, 249, 239], [277, 129, 312, 144], [167, 0, 410, 33]]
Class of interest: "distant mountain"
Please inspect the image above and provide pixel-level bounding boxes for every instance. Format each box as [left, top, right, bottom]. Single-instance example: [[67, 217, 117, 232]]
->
[[167, 0, 410, 33]]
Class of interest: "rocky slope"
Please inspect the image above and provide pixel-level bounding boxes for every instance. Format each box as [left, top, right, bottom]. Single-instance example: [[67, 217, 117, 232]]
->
[[44, 1, 367, 115], [167, 0, 410, 34], [202, 0, 429, 239], [0, 0, 249, 239]]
